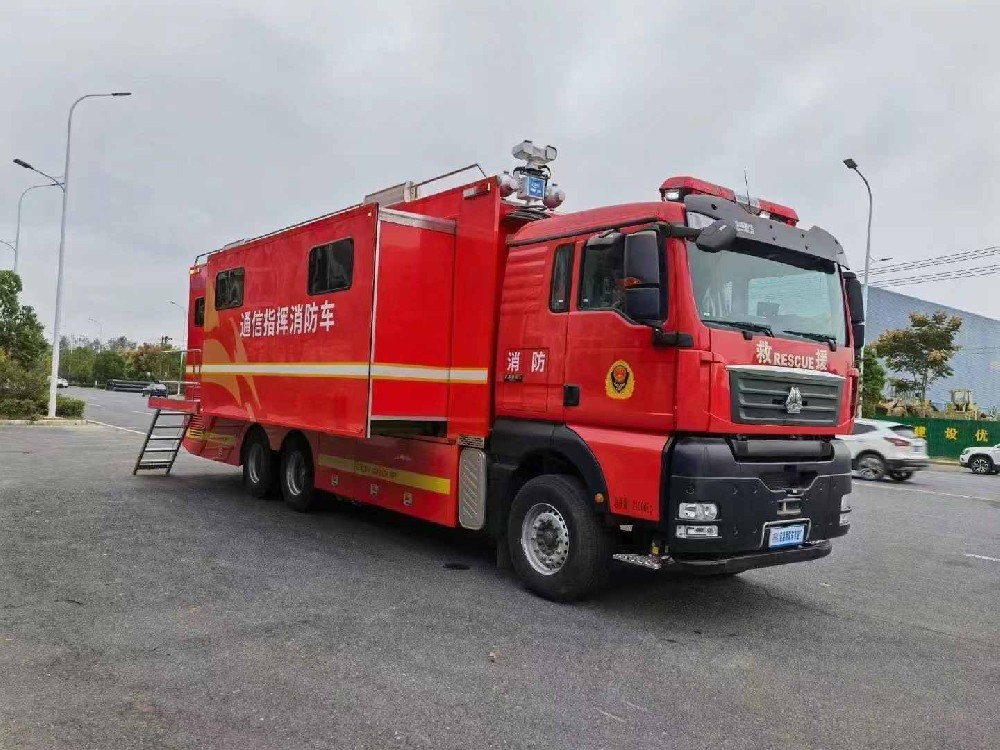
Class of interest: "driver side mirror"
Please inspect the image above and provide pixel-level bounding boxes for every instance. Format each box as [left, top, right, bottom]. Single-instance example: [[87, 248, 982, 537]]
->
[[623, 230, 665, 322], [695, 219, 738, 252]]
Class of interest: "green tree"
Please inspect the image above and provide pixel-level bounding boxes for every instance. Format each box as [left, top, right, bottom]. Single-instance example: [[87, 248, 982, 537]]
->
[[0, 271, 48, 369], [874, 311, 962, 404], [93, 349, 127, 384], [61, 346, 97, 383], [860, 347, 886, 416], [126, 341, 182, 382]]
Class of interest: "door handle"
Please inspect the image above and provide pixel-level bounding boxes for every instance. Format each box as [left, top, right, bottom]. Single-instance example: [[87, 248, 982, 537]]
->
[[563, 384, 580, 407]]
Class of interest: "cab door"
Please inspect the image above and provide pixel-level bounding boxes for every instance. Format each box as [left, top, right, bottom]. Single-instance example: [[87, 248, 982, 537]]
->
[[562, 230, 676, 434]]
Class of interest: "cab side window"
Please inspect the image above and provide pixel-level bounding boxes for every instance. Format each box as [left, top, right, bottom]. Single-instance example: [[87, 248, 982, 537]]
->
[[549, 244, 574, 312], [193, 297, 205, 327], [578, 240, 624, 311]]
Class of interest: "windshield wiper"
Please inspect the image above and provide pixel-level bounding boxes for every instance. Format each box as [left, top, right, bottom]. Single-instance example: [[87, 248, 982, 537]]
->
[[782, 329, 837, 349], [709, 320, 773, 337]]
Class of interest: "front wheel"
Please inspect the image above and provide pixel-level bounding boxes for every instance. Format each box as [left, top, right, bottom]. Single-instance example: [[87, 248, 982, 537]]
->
[[507, 475, 613, 602], [889, 470, 913, 482], [280, 437, 318, 512], [856, 453, 886, 481], [969, 455, 994, 475]]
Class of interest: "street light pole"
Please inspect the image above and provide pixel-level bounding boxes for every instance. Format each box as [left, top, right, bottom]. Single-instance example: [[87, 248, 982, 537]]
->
[[40, 92, 131, 418], [14, 182, 62, 276], [844, 158, 873, 416]]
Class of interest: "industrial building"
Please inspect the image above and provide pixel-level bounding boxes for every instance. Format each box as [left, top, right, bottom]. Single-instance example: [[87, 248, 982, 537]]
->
[[866, 287, 1000, 411]]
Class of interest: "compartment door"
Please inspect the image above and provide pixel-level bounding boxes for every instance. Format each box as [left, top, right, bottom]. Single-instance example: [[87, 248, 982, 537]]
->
[[368, 208, 457, 435]]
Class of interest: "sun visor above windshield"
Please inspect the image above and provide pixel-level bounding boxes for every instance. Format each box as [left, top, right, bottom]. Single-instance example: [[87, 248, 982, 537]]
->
[[683, 194, 848, 267]]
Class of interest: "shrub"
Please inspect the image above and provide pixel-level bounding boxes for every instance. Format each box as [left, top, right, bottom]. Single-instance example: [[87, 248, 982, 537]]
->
[[55, 395, 86, 419], [0, 358, 46, 402], [0, 398, 41, 419]]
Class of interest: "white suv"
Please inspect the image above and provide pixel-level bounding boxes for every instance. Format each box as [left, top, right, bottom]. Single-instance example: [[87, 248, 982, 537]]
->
[[959, 444, 1000, 475], [838, 418, 929, 482]]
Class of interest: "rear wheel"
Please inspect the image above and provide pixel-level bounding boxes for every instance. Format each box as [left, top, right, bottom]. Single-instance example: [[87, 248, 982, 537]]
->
[[889, 470, 913, 482], [856, 453, 886, 481], [280, 437, 318, 512], [969, 455, 994, 475], [507, 474, 613, 602], [242, 430, 278, 498]]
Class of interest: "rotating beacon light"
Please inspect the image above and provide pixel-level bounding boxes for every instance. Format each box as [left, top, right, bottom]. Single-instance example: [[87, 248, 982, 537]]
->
[[499, 140, 564, 209]]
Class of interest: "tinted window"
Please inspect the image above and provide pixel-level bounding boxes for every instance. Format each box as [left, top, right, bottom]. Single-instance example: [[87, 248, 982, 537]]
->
[[214, 268, 244, 310], [549, 244, 573, 312], [308, 238, 354, 295], [193, 297, 205, 327], [889, 425, 917, 438], [579, 238, 624, 311], [851, 423, 876, 435]]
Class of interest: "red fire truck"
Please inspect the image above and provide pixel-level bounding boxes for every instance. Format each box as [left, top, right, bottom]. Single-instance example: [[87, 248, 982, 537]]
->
[[143, 141, 864, 601]]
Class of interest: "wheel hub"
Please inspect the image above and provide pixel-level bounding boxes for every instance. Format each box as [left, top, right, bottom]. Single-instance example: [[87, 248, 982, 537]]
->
[[521, 503, 570, 576]]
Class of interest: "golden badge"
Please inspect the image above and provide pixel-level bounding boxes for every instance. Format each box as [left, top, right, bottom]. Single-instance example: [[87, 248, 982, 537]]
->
[[605, 359, 635, 400]]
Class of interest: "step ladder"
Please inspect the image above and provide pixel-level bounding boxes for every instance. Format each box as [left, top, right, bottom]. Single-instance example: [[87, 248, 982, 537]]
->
[[133, 409, 193, 475]]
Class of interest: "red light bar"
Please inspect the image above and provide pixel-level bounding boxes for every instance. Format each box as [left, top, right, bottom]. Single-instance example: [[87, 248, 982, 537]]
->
[[659, 175, 799, 226], [660, 176, 735, 202]]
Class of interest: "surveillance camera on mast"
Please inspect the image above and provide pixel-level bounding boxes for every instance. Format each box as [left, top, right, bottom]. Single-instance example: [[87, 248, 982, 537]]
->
[[498, 139, 565, 210]]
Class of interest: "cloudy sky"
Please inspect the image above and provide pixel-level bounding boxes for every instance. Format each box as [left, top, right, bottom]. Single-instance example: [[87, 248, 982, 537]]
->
[[2, 0, 998, 347]]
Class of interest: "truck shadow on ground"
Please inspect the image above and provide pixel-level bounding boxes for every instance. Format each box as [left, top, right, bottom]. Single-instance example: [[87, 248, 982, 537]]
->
[[164, 467, 833, 633]]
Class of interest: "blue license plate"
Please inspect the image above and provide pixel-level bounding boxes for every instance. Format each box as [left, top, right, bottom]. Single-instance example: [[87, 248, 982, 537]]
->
[[768, 524, 806, 548]]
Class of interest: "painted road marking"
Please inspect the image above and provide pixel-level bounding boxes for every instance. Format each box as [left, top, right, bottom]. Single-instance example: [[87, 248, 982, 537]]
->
[[869, 484, 997, 504], [965, 554, 1000, 563], [86, 419, 145, 436]]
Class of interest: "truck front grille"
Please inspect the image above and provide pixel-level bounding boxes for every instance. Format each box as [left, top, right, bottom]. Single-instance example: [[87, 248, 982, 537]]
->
[[729, 365, 844, 427]]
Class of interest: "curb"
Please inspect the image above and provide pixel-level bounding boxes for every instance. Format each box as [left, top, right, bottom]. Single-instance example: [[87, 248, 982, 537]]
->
[[0, 418, 90, 426]]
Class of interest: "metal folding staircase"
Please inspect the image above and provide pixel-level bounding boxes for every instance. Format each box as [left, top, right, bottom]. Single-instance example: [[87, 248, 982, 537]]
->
[[133, 408, 193, 475]]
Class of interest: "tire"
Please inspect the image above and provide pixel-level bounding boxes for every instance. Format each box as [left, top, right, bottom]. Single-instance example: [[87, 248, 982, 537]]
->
[[280, 436, 318, 512], [242, 429, 278, 498], [888, 470, 913, 482], [856, 452, 886, 481], [969, 455, 994, 475], [507, 474, 613, 602]]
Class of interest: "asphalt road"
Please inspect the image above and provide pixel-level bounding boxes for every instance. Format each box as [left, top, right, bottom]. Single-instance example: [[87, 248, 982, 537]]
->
[[1, 425, 998, 750], [66, 385, 159, 433]]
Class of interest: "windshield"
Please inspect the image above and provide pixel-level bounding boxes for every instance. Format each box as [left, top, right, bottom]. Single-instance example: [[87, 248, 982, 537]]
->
[[687, 241, 848, 344]]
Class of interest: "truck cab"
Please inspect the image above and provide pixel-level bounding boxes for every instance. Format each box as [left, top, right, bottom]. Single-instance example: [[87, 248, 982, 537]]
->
[[492, 174, 861, 599]]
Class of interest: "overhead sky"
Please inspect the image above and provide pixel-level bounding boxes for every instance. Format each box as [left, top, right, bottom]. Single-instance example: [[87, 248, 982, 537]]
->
[[2, 0, 998, 347]]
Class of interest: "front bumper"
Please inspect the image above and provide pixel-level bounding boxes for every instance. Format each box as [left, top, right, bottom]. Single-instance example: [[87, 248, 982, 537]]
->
[[662, 436, 852, 561], [668, 540, 832, 575]]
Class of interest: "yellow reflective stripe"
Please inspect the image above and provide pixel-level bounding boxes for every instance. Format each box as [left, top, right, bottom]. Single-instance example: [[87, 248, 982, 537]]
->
[[318, 454, 451, 495], [204, 431, 236, 446]]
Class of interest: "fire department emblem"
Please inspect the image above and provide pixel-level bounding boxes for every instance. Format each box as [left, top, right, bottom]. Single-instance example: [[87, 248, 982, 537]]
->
[[605, 360, 635, 400], [785, 385, 803, 414]]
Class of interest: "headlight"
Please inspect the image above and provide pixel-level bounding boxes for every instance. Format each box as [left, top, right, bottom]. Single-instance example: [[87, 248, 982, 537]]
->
[[678, 502, 718, 521]]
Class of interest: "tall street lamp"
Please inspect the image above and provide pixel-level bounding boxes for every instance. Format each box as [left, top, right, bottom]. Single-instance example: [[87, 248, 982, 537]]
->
[[18, 92, 132, 418], [14, 180, 63, 276], [844, 157, 873, 416]]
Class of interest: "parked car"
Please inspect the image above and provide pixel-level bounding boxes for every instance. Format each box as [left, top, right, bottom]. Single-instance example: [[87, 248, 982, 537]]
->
[[838, 418, 929, 481], [959, 444, 1000, 475], [56, 377, 69, 389], [141, 383, 168, 398]]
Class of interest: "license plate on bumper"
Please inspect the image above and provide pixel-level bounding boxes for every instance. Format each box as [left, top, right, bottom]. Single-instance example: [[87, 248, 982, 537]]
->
[[768, 524, 806, 549]]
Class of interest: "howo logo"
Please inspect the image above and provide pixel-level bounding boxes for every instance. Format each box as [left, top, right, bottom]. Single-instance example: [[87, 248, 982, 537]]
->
[[755, 339, 829, 371]]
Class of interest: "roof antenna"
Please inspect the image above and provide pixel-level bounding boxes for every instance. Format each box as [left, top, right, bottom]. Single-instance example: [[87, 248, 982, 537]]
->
[[743, 168, 753, 211]]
